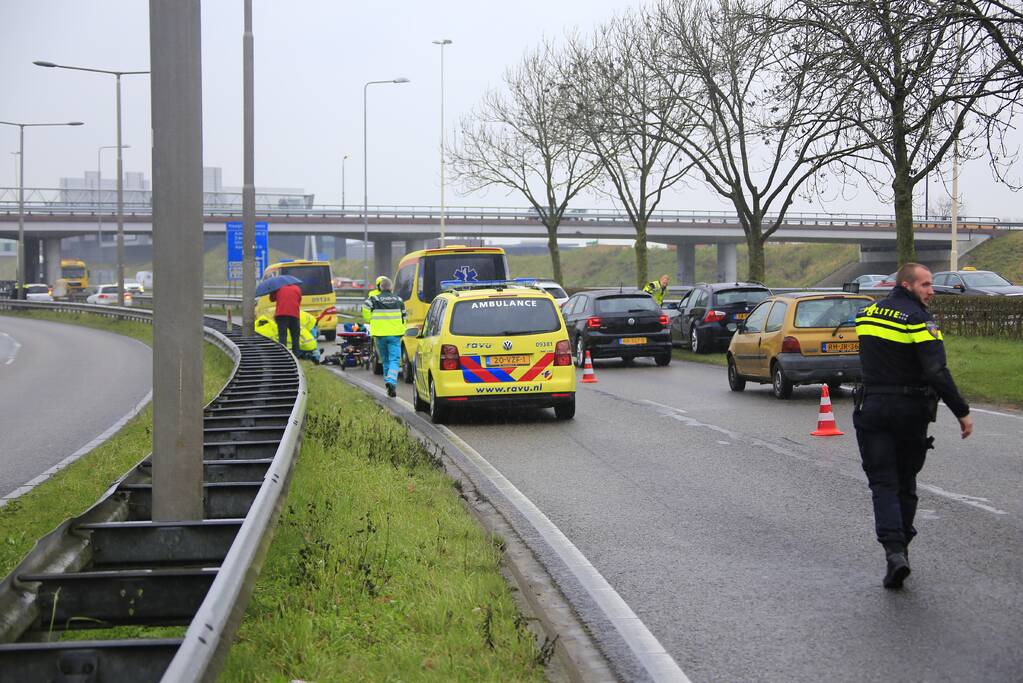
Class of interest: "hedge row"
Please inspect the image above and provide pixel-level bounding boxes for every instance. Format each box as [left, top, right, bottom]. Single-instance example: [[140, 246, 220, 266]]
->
[[930, 295, 1023, 339]]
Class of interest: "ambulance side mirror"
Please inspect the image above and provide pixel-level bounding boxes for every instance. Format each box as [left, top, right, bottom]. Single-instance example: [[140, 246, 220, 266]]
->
[[404, 327, 421, 338]]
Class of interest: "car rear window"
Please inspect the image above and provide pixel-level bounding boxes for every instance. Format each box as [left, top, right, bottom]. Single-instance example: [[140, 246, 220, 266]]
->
[[542, 285, 567, 299], [714, 288, 770, 306], [595, 295, 658, 313], [449, 297, 561, 336], [26, 285, 49, 294], [794, 298, 867, 328], [422, 253, 508, 302], [277, 265, 333, 295]]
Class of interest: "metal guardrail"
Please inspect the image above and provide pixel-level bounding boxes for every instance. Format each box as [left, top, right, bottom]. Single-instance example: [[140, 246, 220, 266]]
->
[[0, 300, 307, 682]]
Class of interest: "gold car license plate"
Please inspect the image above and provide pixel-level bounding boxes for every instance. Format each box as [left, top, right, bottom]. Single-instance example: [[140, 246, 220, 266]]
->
[[822, 341, 859, 353], [734, 312, 749, 320], [620, 337, 647, 345], [486, 354, 531, 367]]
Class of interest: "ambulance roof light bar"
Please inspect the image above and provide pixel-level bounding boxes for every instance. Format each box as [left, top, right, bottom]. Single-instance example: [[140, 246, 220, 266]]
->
[[439, 278, 539, 294]]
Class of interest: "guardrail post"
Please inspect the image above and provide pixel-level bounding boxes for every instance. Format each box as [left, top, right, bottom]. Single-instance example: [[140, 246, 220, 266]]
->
[[150, 0, 204, 521]]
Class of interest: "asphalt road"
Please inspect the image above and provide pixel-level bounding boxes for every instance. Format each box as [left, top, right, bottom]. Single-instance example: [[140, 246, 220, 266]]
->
[[435, 356, 1023, 682], [0, 316, 152, 498]]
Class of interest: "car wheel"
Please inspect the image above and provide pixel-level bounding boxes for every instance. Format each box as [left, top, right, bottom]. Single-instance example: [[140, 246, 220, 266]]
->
[[727, 355, 746, 392], [772, 362, 793, 399], [690, 327, 704, 354], [412, 365, 429, 412], [554, 396, 576, 420], [401, 346, 413, 384], [323, 330, 336, 342], [428, 376, 449, 424], [575, 336, 586, 368], [655, 352, 671, 367]]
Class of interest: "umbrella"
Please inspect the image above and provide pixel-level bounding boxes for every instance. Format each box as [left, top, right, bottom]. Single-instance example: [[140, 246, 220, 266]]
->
[[255, 274, 302, 297]]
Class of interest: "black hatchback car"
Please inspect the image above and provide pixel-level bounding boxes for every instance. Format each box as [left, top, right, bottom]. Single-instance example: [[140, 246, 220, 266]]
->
[[671, 282, 772, 353], [561, 290, 673, 366]]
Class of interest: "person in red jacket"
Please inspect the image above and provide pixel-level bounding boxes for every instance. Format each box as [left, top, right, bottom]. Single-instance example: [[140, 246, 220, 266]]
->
[[269, 283, 302, 355]]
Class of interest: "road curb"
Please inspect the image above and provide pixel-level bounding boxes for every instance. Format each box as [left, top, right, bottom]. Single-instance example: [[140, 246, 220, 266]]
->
[[329, 367, 691, 682]]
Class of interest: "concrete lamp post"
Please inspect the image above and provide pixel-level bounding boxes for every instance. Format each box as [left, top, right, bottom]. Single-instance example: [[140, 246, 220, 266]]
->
[[34, 60, 150, 306], [363, 77, 410, 285], [0, 119, 84, 298]]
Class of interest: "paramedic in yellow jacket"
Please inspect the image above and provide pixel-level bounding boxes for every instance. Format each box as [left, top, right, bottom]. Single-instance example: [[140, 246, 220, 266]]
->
[[255, 315, 320, 362], [361, 275, 387, 324]]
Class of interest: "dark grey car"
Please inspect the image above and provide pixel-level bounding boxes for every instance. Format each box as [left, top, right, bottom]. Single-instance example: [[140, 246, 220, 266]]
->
[[932, 270, 1023, 296]]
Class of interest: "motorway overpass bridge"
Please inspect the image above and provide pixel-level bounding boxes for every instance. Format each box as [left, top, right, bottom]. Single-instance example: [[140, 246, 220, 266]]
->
[[0, 187, 1007, 284]]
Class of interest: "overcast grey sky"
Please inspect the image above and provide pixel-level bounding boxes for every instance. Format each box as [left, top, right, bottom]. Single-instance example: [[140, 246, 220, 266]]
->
[[2, 0, 1021, 220]]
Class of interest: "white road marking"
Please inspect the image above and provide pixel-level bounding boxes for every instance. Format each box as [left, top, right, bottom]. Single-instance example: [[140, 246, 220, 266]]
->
[[971, 407, 1023, 420], [917, 483, 1008, 515], [335, 370, 691, 682], [0, 331, 21, 365]]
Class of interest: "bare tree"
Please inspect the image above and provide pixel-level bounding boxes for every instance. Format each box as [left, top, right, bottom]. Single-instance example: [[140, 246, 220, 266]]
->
[[447, 44, 601, 283], [637, 0, 861, 281], [562, 16, 695, 287], [790, 0, 1017, 265], [947, 0, 1023, 78]]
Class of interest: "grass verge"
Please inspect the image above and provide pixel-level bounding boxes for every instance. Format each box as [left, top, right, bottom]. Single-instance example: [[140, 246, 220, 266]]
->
[[668, 334, 1022, 408], [0, 310, 234, 579], [219, 366, 546, 682], [672, 345, 728, 367]]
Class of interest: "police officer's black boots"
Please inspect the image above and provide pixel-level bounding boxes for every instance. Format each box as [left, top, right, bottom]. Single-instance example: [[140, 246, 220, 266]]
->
[[883, 543, 911, 589]]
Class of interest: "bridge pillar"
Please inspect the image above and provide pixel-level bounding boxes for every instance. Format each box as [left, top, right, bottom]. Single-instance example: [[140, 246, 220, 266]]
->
[[373, 238, 392, 279], [24, 238, 42, 283], [676, 243, 696, 285], [716, 243, 737, 283], [334, 236, 347, 259], [405, 239, 426, 254], [43, 238, 62, 285]]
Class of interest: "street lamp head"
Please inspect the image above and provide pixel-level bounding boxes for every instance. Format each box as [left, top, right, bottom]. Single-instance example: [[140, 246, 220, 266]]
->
[[393, 77, 410, 83], [68, 121, 85, 126], [33, 60, 58, 68], [433, 39, 453, 46]]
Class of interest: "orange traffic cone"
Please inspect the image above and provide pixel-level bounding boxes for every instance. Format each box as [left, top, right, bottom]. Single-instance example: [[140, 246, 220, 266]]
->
[[811, 384, 844, 437], [581, 350, 598, 383]]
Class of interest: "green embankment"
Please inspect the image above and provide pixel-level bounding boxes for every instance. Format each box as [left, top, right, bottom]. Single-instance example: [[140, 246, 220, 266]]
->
[[220, 367, 546, 682], [0, 311, 234, 578], [507, 243, 858, 288], [961, 230, 1023, 283]]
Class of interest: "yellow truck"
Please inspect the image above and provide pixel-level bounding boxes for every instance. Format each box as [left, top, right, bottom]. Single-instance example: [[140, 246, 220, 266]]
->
[[56, 259, 89, 295]]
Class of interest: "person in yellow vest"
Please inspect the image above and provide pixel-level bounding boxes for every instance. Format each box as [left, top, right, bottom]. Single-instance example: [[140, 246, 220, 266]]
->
[[643, 274, 670, 306], [255, 315, 320, 362], [366, 277, 406, 397], [361, 275, 387, 324]]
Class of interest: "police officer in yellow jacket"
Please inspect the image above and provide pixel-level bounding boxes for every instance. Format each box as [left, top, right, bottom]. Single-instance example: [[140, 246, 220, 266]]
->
[[854, 263, 973, 589], [643, 274, 670, 306], [366, 276, 406, 397]]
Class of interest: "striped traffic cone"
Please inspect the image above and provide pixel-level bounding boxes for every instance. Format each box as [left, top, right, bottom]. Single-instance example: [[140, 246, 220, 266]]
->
[[581, 350, 598, 383], [811, 384, 844, 437]]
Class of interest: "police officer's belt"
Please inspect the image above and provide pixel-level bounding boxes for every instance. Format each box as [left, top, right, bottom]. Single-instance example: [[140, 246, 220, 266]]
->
[[863, 384, 934, 397]]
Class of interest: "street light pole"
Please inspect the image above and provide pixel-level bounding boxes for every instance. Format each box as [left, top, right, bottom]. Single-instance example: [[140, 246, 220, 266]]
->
[[0, 120, 84, 298], [433, 39, 452, 248], [242, 0, 256, 336], [341, 154, 348, 213], [35, 60, 150, 306], [363, 77, 410, 285], [98, 144, 130, 276]]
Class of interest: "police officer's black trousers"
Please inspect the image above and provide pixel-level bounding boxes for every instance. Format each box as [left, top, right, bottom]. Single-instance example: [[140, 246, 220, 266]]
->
[[853, 395, 931, 548]]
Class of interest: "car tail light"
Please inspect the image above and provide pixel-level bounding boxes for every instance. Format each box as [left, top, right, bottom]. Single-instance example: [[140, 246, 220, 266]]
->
[[554, 339, 572, 366], [586, 316, 602, 330], [659, 314, 669, 327], [703, 310, 726, 323], [447, 396, 468, 402], [440, 344, 460, 370], [781, 336, 802, 353]]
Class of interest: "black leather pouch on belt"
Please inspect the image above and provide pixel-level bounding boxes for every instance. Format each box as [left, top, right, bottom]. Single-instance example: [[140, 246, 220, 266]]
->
[[852, 384, 865, 412]]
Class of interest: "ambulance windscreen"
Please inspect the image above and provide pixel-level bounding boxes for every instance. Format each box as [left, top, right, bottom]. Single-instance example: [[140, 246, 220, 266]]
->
[[450, 297, 560, 336]]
